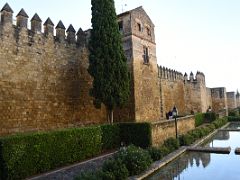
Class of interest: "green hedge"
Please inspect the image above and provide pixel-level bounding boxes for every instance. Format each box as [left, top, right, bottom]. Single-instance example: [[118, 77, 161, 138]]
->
[[195, 113, 204, 127], [195, 112, 217, 127], [100, 124, 120, 150], [0, 122, 151, 179], [229, 108, 240, 117], [179, 117, 227, 146], [119, 123, 152, 148], [0, 127, 102, 180], [212, 117, 228, 128], [228, 116, 240, 122], [163, 138, 179, 152], [204, 112, 217, 123]]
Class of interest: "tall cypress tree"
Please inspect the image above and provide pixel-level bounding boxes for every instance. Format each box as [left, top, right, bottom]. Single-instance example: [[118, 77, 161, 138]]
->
[[88, 0, 130, 123]]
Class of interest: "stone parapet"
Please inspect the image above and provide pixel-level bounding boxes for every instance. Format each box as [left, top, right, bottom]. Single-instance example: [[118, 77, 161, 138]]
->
[[151, 115, 195, 146]]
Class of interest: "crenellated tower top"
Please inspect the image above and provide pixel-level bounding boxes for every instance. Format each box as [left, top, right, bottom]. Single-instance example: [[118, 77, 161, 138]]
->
[[183, 71, 206, 85], [1, 3, 14, 25], [0, 3, 87, 47]]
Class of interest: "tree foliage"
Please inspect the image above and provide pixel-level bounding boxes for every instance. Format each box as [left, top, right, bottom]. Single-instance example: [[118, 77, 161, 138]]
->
[[88, 0, 130, 123]]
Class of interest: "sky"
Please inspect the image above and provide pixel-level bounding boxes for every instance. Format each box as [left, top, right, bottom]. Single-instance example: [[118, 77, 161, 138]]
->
[[1, 0, 240, 92]]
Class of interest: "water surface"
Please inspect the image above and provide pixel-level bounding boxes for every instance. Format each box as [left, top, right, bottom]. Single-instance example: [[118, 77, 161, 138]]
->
[[146, 123, 240, 180]]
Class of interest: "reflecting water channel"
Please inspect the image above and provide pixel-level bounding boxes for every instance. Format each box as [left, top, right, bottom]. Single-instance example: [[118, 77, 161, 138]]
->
[[146, 123, 240, 180]]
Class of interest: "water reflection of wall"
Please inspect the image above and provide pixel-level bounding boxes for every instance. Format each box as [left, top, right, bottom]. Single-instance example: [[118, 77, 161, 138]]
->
[[214, 131, 230, 140], [149, 152, 211, 180], [227, 123, 240, 129]]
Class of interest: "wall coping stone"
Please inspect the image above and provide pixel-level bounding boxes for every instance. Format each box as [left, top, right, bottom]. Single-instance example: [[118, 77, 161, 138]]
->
[[151, 115, 195, 126]]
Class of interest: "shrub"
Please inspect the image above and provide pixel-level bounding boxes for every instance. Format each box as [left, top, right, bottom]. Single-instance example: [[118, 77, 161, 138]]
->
[[75, 171, 101, 180], [212, 118, 228, 128], [189, 128, 203, 140], [205, 124, 216, 131], [197, 127, 210, 137], [0, 122, 153, 179], [202, 127, 211, 135], [158, 145, 171, 156], [147, 147, 163, 161], [101, 124, 120, 151], [163, 137, 180, 152], [98, 171, 115, 180], [229, 111, 235, 117], [228, 116, 240, 122], [229, 111, 237, 117], [194, 128, 204, 137], [102, 158, 129, 180], [204, 112, 217, 123], [0, 127, 102, 180], [119, 123, 152, 148], [76, 170, 116, 180], [116, 145, 152, 176], [195, 112, 217, 126], [179, 134, 194, 146], [195, 113, 204, 127]]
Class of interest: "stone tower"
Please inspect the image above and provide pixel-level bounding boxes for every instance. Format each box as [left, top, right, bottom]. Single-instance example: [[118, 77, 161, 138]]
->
[[116, 7, 160, 122]]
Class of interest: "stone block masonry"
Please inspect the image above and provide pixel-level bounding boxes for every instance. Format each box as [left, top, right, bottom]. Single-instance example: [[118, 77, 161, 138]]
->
[[0, 4, 106, 136], [211, 87, 228, 115], [227, 92, 237, 110], [117, 7, 161, 122], [151, 116, 195, 146]]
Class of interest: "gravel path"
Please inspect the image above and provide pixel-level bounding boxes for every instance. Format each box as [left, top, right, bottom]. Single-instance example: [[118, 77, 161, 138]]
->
[[27, 152, 116, 180]]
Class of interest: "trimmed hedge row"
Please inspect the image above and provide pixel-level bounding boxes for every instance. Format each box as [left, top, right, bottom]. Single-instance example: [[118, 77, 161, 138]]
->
[[0, 122, 151, 180], [180, 117, 228, 146], [229, 108, 240, 117], [0, 127, 102, 180], [195, 112, 217, 126], [228, 116, 240, 122], [195, 113, 204, 127], [119, 122, 152, 148], [100, 124, 120, 150], [147, 117, 228, 164]]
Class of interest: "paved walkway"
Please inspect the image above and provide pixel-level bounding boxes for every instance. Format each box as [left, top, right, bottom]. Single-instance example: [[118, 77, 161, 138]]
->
[[27, 152, 116, 180]]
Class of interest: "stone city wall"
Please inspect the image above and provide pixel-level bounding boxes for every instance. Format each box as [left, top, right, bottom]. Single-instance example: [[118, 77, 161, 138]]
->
[[211, 87, 228, 115], [227, 92, 237, 110], [151, 115, 195, 146], [0, 6, 106, 136], [158, 66, 185, 117]]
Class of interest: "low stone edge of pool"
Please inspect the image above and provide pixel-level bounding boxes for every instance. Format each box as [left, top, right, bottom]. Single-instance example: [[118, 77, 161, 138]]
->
[[235, 148, 240, 154], [219, 129, 240, 131], [128, 122, 230, 180], [187, 146, 231, 154], [128, 146, 187, 180]]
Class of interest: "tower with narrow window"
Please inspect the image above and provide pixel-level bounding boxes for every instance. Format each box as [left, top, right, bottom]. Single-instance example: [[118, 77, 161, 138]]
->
[[115, 7, 161, 122]]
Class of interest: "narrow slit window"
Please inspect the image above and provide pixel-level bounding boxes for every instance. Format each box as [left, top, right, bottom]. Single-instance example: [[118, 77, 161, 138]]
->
[[137, 23, 142, 32], [143, 46, 149, 64], [147, 27, 151, 36], [118, 21, 123, 32]]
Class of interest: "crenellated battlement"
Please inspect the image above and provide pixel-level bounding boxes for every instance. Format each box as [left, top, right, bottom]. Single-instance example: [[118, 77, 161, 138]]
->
[[183, 71, 205, 84], [158, 65, 183, 81], [0, 3, 87, 48], [158, 66, 205, 85]]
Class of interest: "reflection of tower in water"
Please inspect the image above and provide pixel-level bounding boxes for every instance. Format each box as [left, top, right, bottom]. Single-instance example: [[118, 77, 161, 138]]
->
[[201, 152, 211, 168], [191, 151, 211, 168], [149, 151, 211, 179]]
